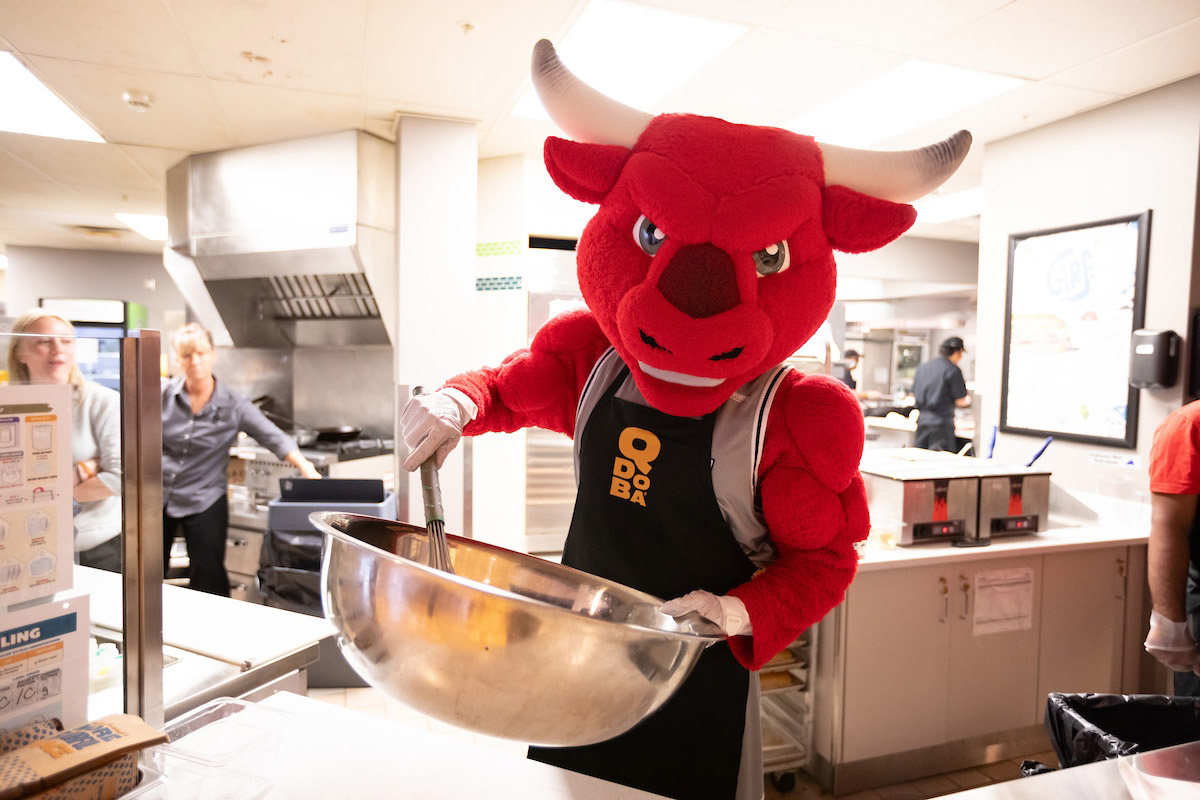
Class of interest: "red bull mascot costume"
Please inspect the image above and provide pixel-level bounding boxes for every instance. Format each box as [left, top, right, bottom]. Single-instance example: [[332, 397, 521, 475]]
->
[[400, 39, 971, 800]]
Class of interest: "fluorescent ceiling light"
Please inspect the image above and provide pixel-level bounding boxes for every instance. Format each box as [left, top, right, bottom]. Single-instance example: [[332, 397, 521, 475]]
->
[[914, 187, 984, 223], [512, 0, 747, 118], [116, 213, 168, 241], [786, 61, 1024, 147], [0, 52, 103, 142]]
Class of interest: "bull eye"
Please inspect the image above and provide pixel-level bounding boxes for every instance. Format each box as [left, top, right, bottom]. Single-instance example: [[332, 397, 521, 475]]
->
[[633, 215, 667, 256], [752, 241, 790, 277]]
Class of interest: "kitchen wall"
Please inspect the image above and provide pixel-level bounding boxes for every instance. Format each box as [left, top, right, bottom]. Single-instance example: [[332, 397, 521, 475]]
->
[[293, 346, 393, 439], [977, 75, 1200, 498], [4, 245, 186, 331]]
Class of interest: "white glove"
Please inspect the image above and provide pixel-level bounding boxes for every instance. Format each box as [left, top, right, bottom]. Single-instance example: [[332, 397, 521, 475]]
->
[[660, 590, 752, 637], [399, 388, 477, 471], [1144, 610, 1200, 675]]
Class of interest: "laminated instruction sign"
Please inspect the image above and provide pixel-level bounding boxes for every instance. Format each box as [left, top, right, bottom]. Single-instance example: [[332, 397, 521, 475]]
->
[[0, 384, 74, 607], [0, 589, 90, 733]]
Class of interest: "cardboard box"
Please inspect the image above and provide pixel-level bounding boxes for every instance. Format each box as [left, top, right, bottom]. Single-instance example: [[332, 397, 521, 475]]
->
[[0, 714, 166, 800]]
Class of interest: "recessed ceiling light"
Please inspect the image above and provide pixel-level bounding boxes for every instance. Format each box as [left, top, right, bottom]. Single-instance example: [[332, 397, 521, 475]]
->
[[914, 187, 985, 223], [786, 61, 1024, 147], [115, 213, 168, 242], [511, 0, 747, 119], [0, 52, 103, 142]]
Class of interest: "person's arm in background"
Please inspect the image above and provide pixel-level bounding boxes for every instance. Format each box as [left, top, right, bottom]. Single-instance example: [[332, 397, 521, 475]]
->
[[1145, 408, 1200, 675], [74, 387, 121, 502], [1148, 492, 1196, 621], [283, 449, 321, 479], [236, 396, 322, 479], [951, 365, 971, 408]]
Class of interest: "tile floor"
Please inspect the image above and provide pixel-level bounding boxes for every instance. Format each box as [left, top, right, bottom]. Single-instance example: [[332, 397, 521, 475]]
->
[[305, 686, 1056, 799]]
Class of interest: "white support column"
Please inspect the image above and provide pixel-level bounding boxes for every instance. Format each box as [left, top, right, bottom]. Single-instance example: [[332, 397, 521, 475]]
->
[[393, 115, 478, 532]]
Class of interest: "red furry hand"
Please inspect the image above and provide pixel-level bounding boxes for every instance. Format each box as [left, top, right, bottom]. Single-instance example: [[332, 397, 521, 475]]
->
[[660, 590, 752, 637]]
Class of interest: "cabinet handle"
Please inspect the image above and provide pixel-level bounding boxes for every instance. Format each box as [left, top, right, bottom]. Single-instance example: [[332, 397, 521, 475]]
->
[[960, 575, 971, 620], [939, 576, 949, 622]]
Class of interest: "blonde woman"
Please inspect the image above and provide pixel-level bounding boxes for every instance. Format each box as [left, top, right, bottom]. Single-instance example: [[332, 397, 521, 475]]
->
[[7, 309, 122, 571], [162, 323, 320, 595]]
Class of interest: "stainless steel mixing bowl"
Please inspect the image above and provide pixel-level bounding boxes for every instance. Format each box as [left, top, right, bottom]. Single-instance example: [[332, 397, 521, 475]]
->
[[313, 511, 724, 746]]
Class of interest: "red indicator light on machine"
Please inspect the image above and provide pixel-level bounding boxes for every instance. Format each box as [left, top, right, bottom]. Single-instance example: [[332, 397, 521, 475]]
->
[[1017, 521, 1025, 528]]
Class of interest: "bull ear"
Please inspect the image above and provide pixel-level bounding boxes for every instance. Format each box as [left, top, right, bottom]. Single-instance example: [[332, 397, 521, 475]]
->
[[822, 184, 917, 253], [544, 137, 631, 204]]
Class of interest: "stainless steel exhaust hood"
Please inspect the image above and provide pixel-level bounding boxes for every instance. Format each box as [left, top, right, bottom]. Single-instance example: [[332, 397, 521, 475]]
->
[[166, 130, 395, 347]]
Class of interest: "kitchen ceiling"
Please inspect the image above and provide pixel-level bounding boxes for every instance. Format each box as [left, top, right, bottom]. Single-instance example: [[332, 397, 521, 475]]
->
[[1, 0, 1199, 255]]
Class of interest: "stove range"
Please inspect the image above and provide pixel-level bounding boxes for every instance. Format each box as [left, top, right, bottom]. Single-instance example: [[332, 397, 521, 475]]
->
[[306, 437, 394, 460]]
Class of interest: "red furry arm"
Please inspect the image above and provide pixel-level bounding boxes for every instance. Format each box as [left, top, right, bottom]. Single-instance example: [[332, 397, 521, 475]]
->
[[726, 373, 870, 669], [443, 310, 610, 437]]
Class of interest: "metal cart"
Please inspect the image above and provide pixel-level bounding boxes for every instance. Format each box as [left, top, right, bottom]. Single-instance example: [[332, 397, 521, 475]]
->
[[758, 628, 814, 793]]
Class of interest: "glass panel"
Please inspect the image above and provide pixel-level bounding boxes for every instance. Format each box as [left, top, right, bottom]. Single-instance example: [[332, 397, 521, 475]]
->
[[0, 325, 133, 729]]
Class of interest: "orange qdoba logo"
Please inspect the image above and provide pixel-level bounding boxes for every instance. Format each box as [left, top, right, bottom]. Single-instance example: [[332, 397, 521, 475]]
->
[[610, 427, 660, 507]]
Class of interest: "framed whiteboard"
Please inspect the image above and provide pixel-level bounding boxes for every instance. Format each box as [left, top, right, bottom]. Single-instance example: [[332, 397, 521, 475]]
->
[[1000, 211, 1151, 448]]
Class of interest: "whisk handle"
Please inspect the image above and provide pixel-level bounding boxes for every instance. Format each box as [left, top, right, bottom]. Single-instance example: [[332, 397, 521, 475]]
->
[[412, 386, 445, 524]]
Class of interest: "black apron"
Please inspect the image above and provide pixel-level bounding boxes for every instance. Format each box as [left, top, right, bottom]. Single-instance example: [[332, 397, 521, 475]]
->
[[528, 366, 758, 800]]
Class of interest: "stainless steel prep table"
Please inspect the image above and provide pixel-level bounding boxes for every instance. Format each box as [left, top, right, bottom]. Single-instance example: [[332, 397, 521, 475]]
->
[[78, 566, 333, 720]]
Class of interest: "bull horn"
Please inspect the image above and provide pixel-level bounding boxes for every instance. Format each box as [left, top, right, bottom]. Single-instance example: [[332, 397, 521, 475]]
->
[[819, 130, 973, 203], [531, 39, 653, 148]]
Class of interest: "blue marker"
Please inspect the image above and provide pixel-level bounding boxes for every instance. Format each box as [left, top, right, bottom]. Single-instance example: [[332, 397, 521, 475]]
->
[[986, 425, 998, 459], [1026, 436, 1053, 467]]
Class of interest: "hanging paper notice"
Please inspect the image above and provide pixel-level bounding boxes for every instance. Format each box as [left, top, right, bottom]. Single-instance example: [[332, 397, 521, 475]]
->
[[0, 589, 90, 731], [0, 384, 74, 607], [973, 567, 1034, 636]]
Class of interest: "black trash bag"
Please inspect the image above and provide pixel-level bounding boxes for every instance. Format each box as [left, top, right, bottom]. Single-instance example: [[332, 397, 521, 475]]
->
[[1045, 692, 1200, 768], [1019, 760, 1055, 776]]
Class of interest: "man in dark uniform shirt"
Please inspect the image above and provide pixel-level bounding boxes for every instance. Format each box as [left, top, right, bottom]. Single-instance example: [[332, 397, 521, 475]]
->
[[835, 349, 860, 391], [912, 336, 969, 451]]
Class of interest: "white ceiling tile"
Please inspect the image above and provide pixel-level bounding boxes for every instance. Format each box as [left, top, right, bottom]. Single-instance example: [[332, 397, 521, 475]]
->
[[658, 29, 905, 126], [0, 141, 54, 182], [66, 184, 165, 216], [919, 0, 1200, 80], [768, 0, 1011, 53], [25, 57, 237, 151], [879, 81, 1119, 151], [169, 0, 368, 95], [1047, 18, 1200, 96], [210, 81, 362, 146], [363, 0, 576, 115], [479, 115, 559, 160], [0, 137, 159, 190], [635, 0, 792, 26], [0, 179, 91, 213], [0, 207, 162, 253], [0, 0, 199, 74], [119, 144, 192, 185]]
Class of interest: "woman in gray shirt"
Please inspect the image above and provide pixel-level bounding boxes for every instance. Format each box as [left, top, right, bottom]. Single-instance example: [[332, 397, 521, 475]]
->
[[8, 309, 122, 571], [163, 323, 319, 595]]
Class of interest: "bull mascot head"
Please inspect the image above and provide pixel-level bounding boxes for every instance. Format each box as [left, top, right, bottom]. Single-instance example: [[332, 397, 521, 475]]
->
[[532, 39, 970, 417]]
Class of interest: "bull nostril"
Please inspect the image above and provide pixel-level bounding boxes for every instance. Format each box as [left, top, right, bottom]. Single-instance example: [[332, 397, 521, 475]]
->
[[709, 347, 743, 361], [657, 243, 740, 318], [640, 329, 669, 352]]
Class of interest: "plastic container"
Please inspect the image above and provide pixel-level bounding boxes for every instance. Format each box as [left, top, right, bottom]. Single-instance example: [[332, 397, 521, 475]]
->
[[133, 698, 296, 800]]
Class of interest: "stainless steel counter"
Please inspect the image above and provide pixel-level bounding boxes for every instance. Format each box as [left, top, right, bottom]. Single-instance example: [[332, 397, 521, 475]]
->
[[77, 566, 332, 721], [937, 739, 1200, 798]]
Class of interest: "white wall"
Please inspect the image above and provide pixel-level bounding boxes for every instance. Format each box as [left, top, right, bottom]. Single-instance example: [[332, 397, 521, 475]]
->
[[977, 75, 1200, 495], [5, 245, 187, 331]]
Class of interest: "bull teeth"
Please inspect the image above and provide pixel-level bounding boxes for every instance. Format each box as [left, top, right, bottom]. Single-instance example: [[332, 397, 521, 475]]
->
[[638, 362, 724, 388]]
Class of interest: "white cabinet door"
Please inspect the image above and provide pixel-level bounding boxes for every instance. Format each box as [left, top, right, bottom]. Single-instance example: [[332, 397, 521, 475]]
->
[[945, 555, 1043, 741], [841, 564, 951, 762], [1037, 547, 1127, 718]]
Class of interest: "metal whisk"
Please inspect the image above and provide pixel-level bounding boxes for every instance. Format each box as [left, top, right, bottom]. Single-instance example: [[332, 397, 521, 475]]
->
[[413, 386, 454, 574]]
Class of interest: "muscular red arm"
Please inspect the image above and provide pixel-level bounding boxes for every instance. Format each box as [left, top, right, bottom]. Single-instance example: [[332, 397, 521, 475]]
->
[[727, 373, 867, 669]]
